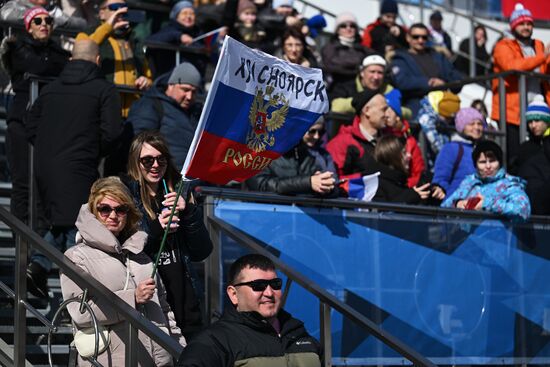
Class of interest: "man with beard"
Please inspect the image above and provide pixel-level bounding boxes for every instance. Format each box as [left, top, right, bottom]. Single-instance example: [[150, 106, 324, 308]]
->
[[76, 0, 152, 117], [491, 3, 550, 169]]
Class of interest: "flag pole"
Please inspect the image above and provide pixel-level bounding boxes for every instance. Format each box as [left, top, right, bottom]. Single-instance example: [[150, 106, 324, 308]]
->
[[151, 178, 191, 278]]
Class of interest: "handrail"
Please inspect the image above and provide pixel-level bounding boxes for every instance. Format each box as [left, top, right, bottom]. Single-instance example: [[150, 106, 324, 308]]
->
[[0, 206, 184, 365], [144, 40, 210, 56], [207, 214, 438, 367], [198, 186, 550, 224], [24, 73, 143, 95]]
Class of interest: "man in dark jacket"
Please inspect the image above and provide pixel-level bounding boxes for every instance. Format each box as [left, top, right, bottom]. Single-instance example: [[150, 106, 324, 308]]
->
[[177, 253, 322, 367], [0, 7, 70, 224], [127, 62, 202, 170], [26, 40, 123, 299], [390, 23, 463, 117]]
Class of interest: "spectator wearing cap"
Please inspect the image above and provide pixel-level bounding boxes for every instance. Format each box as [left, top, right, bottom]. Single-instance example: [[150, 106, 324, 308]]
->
[[432, 107, 486, 197], [327, 89, 388, 181], [384, 89, 426, 187], [322, 12, 372, 100], [361, 0, 408, 57], [0, 0, 87, 29], [428, 10, 453, 58], [127, 62, 203, 169], [230, 0, 268, 50], [390, 23, 463, 118], [331, 54, 392, 114], [416, 90, 461, 168], [491, 3, 550, 168], [147, 1, 208, 78], [76, 0, 152, 118], [442, 140, 531, 222], [0, 6, 69, 224], [516, 94, 550, 170]]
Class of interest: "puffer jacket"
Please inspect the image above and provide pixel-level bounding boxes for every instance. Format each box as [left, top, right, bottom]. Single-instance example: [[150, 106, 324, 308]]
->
[[246, 142, 338, 197], [432, 135, 475, 197], [441, 168, 531, 222], [326, 116, 377, 181], [176, 305, 322, 367], [60, 205, 186, 366], [491, 38, 550, 126]]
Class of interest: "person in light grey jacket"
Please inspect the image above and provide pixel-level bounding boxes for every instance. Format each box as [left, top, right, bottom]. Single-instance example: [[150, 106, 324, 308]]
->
[[60, 177, 186, 366]]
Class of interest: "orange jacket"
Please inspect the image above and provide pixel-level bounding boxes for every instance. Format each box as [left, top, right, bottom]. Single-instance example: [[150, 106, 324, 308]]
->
[[491, 38, 550, 125]]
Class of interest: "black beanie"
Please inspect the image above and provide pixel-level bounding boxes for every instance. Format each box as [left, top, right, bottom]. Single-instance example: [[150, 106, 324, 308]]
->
[[472, 139, 503, 166], [351, 88, 380, 116], [380, 0, 398, 15]]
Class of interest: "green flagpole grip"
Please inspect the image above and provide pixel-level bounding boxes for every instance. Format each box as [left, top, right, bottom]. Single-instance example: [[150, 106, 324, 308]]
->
[[151, 179, 190, 278]]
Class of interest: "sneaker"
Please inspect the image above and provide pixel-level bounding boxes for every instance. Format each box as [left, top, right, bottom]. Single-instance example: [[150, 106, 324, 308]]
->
[[26, 262, 49, 299]]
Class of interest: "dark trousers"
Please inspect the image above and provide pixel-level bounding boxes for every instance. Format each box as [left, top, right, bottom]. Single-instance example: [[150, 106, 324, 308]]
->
[[506, 124, 520, 172], [6, 121, 29, 223]]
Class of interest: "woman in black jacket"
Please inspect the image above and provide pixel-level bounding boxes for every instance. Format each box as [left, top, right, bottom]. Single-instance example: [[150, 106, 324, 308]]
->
[[0, 7, 69, 222], [364, 135, 438, 204], [124, 131, 213, 336], [246, 118, 338, 197]]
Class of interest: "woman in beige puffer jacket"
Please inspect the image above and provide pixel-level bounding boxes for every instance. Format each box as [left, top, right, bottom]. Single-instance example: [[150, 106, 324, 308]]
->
[[60, 177, 186, 366]]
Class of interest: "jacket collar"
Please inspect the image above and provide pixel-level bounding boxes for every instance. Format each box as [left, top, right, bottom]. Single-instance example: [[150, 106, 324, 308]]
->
[[75, 204, 147, 255]]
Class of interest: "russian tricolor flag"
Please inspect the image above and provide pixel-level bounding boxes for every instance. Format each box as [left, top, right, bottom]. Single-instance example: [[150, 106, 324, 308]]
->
[[182, 37, 329, 184], [347, 172, 380, 202]]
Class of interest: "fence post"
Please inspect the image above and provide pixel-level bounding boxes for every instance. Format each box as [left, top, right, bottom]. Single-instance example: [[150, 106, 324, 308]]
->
[[204, 196, 222, 322], [126, 322, 138, 366], [14, 235, 28, 367], [518, 74, 527, 144], [319, 302, 332, 367], [498, 76, 508, 167], [468, 0, 476, 78]]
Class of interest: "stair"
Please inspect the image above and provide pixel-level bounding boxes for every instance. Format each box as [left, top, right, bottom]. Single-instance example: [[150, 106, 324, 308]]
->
[[0, 103, 73, 366]]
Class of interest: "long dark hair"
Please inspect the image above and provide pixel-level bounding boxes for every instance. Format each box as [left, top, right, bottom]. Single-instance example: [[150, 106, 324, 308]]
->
[[374, 135, 407, 174], [127, 131, 181, 219]]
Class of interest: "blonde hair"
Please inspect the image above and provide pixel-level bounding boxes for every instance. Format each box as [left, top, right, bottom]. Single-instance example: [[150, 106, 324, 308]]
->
[[88, 177, 142, 237]]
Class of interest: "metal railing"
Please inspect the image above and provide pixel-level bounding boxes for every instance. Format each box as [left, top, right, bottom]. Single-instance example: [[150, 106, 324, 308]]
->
[[202, 189, 440, 367], [0, 205, 184, 366]]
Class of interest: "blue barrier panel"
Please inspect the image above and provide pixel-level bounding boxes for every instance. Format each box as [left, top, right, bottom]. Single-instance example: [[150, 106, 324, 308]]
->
[[214, 199, 550, 365]]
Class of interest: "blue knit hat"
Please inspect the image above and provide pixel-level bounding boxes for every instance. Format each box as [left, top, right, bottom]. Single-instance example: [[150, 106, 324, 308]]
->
[[385, 89, 402, 118], [380, 0, 398, 15], [306, 14, 327, 38], [526, 95, 550, 123], [170, 1, 193, 21]]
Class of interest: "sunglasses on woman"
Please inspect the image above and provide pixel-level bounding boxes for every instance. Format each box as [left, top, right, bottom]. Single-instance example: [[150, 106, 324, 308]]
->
[[32, 17, 54, 26], [97, 204, 130, 217], [307, 128, 326, 136], [232, 278, 283, 292], [338, 22, 357, 29], [139, 155, 167, 170], [105, 2, 128, 11]]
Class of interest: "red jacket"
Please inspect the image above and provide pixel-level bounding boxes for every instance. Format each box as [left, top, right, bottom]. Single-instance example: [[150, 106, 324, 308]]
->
[[361, 19, 380, 48], [327, 116, 376, 180], [384, 120, 426, 187], [491, 38, 550, 125]]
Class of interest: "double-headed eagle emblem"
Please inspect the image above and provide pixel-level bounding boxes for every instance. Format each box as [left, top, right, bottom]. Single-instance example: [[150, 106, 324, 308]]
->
[[246, 85, 289, 153]]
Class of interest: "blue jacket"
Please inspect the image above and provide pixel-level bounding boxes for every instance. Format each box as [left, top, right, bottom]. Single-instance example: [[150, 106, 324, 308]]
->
[[390, 49, 463, 116], [416, 96, 450, 168], [432, 136, 475, 196], [126, 75, 202, 169], [441, 168, 531, 221]]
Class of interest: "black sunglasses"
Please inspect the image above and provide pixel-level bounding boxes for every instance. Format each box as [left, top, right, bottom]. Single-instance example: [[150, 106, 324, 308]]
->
[[307, 128, 325, 136], [32, 17, 54, 26], [233, 278, 283, 292], [97, 204, 130, 217], [338, 22, 357, 29], [106, 2, 128, 10], [410, 34, 428, 40], [139, 155, 167, 169]]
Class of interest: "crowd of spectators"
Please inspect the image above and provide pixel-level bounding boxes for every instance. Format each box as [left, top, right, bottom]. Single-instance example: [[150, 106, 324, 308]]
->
[[1, 0, 550, 363]]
